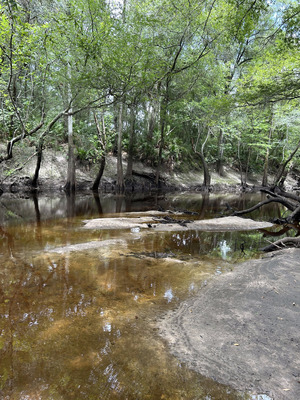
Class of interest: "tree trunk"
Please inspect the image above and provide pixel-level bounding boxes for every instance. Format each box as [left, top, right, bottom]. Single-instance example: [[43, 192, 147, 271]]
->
[[31, 137, 44, 189], [116, 102, 124, 193], [147, 84, 159, 142], [64, 61, 76, 194], [273, 139, 300, 187], [155, 83, 168, 187], [262, 109, 273, 186], [237, 140, 244, 185], [91, 155, 106, 192], [244, 147, 251, 185], [91, 113, 106, 191], [64, 107, 76, 194], [192, 126, 211, 187], [216, 128, 225, 176], [126, 104, 136, 178]]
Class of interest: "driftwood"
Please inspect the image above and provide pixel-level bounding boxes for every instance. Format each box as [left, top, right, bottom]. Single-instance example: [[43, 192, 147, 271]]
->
[[261, 237, 300, 252], [233, 187, 300, 252], [233, 187, 300, 224]]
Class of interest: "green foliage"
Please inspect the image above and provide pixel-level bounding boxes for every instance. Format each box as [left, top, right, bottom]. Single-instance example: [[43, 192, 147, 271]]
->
[[0, 0, 299, 182]]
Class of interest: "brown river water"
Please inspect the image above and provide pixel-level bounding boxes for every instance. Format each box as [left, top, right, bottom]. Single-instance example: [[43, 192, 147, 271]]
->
[[0, 192, 282, 400]]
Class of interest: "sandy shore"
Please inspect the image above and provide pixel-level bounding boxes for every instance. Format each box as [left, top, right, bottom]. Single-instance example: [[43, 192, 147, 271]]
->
[[159, 248, 300, 400]]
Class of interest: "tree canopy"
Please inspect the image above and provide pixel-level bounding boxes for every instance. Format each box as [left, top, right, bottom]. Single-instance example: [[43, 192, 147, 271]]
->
[[0, 0, 299, 191]]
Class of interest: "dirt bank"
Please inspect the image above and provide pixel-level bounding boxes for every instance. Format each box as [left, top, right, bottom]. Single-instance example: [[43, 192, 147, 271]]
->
[[159, 248, 300, 400], [1, 145, 297, 193]]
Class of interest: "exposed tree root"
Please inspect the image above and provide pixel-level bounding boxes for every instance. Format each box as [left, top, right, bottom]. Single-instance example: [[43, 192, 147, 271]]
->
[[233, 187, 300, 251]]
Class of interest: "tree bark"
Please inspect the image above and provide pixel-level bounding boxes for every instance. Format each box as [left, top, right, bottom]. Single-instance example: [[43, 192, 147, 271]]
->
[[116, 101, 124, 193], [31, 137, 44, 189], [216, 128, 225, 176], [64, 59, 76, 194], [147, 84, 159, 142], [192, 126, 211, 186], [125, 103, 136, 179], [273, 139, 300, 187], [155, 82, 168, 187], [262, 109, 274, 186], [91, 156, 106, 192], [64, 107, 76, 194], [91, 113, 106, 191]]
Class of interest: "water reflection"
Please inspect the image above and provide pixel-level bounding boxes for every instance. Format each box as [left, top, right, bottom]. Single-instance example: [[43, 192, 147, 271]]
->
[[0, 191, 286, 226], [220, 240, 231, 260], [0, 192, 283, 399], [164, 288, 174, 303]]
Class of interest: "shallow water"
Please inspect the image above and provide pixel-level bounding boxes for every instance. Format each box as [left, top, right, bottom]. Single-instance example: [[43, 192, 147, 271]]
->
[[0, 192, 282, 399]]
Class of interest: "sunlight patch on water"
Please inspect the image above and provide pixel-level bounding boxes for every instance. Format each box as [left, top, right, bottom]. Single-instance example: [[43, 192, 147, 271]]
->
[[220, 239, 231, 259], [251, 394, 273, 400], [163, 288, 174, 303]]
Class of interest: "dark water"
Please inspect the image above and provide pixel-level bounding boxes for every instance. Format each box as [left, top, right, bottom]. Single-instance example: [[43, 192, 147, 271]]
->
[[0, 192, 284, 399]]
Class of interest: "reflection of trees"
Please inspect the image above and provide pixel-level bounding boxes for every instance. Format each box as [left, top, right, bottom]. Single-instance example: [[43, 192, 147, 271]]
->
[[92, 192, 103, 215], [66, 192, 76, 219], [115, 194, 124, 213], [0, 226, 14, 257]]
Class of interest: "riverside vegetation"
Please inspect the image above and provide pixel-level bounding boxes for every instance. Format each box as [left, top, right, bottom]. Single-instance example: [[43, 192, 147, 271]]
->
[[0, 0, 299, 195]]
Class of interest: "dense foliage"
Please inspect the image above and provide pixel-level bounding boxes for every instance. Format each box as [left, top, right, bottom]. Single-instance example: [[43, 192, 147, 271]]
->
[[0, 0, 299, 191]]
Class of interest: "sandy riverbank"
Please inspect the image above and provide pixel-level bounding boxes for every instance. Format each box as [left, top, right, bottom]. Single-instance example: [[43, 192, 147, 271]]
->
[[159, 248, 300, 400]]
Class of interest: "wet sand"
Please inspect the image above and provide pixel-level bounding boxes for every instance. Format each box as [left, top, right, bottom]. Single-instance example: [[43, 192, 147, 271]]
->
[[159, 248, 300, 400]]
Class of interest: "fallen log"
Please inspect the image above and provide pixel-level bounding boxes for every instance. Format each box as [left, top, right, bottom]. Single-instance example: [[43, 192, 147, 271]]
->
[[233, 197, 296, 216], [261, 236, 300, 252]]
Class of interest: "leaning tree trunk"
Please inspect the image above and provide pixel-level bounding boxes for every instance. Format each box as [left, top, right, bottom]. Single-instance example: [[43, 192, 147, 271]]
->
[[192, 126, 211, 187], [31, 137, 44, 189], [91, 155, 106, 192], [273, 139, 300, 187]]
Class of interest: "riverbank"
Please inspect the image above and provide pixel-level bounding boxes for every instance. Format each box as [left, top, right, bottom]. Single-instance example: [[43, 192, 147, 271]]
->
[[158, 248, 300, 400], [0, 145, 297, 194]]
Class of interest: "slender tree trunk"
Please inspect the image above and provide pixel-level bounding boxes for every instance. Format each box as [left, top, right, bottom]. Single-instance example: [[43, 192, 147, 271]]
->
[[64, 107, 76, 194], [64, 62, 76, 194], [147, 84, 159, 142], [216, 128, 225, 176], [126, 104, 136, 178], [112, 104, 118, 155], [91, 113, 106, 191], [116, 102, 124, 193], [31, 137, 44, 188], [273, 139, 300, 187], [245, 147, 251, 185], [237, 140, 244, 185], [193, 126, 211, 186], [91, 156, 106, 192], [155, 83, 168, 187], [262, 109, 273, 186]]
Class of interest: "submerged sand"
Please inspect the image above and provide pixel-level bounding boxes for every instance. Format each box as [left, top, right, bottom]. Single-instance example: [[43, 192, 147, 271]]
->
[[158, 248, 300, 400]]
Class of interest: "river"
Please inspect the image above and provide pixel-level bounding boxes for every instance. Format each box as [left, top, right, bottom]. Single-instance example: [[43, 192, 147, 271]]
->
[[0, 191, 282, 400]]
